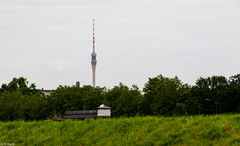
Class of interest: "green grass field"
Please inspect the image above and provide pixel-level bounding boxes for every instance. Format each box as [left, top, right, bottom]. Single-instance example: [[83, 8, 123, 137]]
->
[[1, 114, 240, 146]]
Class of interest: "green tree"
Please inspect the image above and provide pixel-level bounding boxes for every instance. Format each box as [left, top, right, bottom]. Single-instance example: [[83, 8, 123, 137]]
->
[[16, 95, 50, 120], [227, 74, 240, 112], [104, 83, 143, 117], [49, 85, 105, 115], [191, 76, 229, 114], [143, 75, 189, 115], [0, 77, 49, 121], [0, 77, 38, 95], [0, 91, 21, 121]]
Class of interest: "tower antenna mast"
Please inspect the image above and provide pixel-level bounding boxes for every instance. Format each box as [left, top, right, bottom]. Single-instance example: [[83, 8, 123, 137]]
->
[[91, 19, 97, 87], [93, 19, 95, 52]]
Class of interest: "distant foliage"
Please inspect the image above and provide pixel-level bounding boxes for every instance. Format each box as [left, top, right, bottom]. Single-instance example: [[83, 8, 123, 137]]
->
[[189, 75, 240, 114], [0, 77, 49, 121], [0, 74, 240, 121], [0, 77, 37, 95], [143, 75, 190, 116], [104, 83, 143, 117], [49, 85, 104, 115]]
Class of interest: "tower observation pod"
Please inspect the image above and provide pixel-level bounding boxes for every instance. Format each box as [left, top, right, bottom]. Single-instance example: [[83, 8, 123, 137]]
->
[[91, 19, 97, 87]]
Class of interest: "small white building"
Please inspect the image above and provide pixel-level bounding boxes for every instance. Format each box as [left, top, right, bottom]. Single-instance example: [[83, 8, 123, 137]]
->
[[97, 104, 111, 117]]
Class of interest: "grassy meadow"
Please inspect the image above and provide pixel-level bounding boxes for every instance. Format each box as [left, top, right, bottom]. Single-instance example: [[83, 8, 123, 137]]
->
[[1, 114, 240, 146]]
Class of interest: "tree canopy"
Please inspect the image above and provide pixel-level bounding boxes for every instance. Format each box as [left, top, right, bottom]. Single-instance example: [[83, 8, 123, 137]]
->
[[0, 74, 240, 121]]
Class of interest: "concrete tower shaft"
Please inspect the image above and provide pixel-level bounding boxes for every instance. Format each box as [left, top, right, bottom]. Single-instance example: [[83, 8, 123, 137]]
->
[[91, 19, 97, 87]]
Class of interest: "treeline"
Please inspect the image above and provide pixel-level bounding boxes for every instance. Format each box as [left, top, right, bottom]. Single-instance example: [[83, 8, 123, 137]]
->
[[0, 74, 240, 121]]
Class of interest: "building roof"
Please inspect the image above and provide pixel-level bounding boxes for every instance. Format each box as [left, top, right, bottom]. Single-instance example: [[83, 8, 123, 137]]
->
[[98, 104, 111, 109]]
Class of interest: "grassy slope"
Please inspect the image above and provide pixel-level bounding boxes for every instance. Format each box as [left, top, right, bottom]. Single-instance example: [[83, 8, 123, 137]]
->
[[1, 115, 240, 146]]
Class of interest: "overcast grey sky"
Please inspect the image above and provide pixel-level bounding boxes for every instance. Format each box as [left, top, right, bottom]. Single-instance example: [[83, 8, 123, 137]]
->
[[0, 0, 240, 89]]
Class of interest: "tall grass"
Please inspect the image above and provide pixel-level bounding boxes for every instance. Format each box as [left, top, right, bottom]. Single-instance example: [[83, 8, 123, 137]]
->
[[1, 114, 240, 145]]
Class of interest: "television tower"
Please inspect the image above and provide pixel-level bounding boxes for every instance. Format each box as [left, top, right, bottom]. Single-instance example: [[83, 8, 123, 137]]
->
[[91, 19, 97, 87]]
